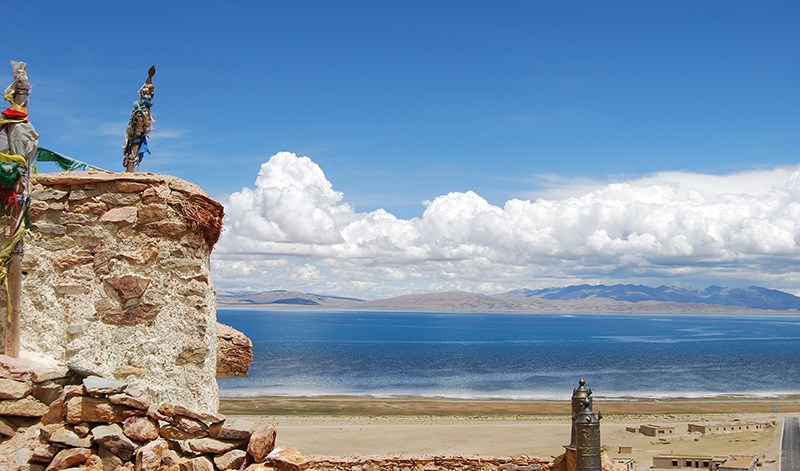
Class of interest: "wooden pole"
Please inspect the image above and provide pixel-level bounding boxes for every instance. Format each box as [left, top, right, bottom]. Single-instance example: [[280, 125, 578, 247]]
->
[[3, 63, 29, 358], [125, 141, 140, 172], [3, 122, 22, 358], [4, 232, 22, 358]]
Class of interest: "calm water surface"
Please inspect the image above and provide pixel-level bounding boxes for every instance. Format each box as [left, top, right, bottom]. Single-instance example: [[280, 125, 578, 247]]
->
[[217, 310, 800, 399]]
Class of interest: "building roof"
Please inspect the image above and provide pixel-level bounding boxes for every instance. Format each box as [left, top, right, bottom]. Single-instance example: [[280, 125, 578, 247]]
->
[[722, 456, 756, 469], [654, 454, 726, 459]]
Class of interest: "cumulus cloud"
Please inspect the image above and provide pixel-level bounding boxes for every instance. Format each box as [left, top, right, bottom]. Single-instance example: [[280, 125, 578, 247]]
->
[[213, 151, 800, 298]]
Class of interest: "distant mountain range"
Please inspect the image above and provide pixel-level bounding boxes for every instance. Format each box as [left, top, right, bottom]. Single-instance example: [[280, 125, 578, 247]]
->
[[218, 284, 800, 313]]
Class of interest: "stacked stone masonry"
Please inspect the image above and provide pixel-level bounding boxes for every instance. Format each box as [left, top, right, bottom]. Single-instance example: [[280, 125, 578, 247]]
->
[[0, 172, 231, 411], [0, 361, 556, 471]]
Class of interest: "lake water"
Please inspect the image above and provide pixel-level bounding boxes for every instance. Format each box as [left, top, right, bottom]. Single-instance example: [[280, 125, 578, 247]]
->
[[217, 309, 800, 399]]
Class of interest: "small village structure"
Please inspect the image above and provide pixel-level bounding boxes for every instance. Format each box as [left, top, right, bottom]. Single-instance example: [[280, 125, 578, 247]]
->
[[687, 421, 771, 434], [718, 456, 758, 471], [652, 454, 757, 471], [627, 424, 675, 436]]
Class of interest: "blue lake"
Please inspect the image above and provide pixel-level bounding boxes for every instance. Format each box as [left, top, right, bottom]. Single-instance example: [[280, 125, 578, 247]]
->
[[217, 309, 800, 399]]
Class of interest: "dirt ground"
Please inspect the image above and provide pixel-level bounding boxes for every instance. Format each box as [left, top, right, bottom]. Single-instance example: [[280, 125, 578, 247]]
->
[[220, 396, 791, 469]]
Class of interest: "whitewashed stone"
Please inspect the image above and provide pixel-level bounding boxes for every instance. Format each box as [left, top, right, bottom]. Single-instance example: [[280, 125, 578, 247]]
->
[[21, 173, 227, 411]]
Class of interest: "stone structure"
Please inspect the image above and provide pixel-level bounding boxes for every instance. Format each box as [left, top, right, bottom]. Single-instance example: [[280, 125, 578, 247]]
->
[[718, 456, 758, 471], [0, 172, 225, 411], [0, 356, 276, 471], [0, 356, 553, 471], [574, 398, 601, 471], [568, 378, 591, 448], [636, 424, 675, 436], [687, 421, 771, 434], [652, 454, 730, 470], [216, 323, 253, 378], [553, 380, 622, 471]]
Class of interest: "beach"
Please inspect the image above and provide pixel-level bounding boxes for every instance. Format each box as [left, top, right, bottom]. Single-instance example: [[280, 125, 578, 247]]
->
[[220, 395, 792, 469]]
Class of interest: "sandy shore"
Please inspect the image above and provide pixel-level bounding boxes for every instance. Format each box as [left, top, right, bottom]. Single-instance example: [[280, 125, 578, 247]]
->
[[220, 394, 800, 417], [220, 395, 794, 469]]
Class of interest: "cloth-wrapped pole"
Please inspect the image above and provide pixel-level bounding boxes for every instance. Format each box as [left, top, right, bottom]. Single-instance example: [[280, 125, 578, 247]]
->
[[123, 65, 156, 171]]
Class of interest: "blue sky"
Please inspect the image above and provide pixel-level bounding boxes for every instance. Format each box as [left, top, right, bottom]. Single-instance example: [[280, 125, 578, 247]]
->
[[10, 1, 800, 298]]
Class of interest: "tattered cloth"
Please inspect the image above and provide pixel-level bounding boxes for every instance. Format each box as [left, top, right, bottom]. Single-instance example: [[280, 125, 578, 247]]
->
[[0, 152, 26, 188], [0, 121, 39, 159], [0, 152, 28, 321], [0, 103, 28, 125], [34, 147, 105, 172], [0, 220, 26, 320]]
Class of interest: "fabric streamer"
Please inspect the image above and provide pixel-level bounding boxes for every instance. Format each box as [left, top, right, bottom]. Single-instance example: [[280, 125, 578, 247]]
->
[[0, 220, 26, 320], [34, 147, 105, 172], [0, 61, 34, 325]]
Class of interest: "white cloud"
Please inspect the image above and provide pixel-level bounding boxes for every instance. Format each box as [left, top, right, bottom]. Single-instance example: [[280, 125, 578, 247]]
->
[[213, 152, 800, 299]]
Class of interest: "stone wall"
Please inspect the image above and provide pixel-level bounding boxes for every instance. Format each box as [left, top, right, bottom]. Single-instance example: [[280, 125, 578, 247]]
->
[[0, 356, 552, 470], [0, 172, 224, 411]]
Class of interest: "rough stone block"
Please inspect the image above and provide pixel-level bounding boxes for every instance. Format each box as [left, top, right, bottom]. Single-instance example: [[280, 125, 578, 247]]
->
[[31, 188, 68, 201], [141, 220, 188, 237], [134, 438, 169, 471], [65, 396, 129, 424], [0, 377, 32, 399], [179, 456, 215, 471], [103, 275, 152, 301], [162, 449, 182, 466], [92, 423, 137, 461], [70, 200, 108, 215], [0, 396, 49, 417], [101, 303, 160, 326], [137, 204, 171, 224], [0, 416, 17, 437], [215, 449, 248, 470], [53, 250, 94, 271], [45, 447, 92, 471], [47, 424, 93, 448], [123, 416, 159, 442], [97, 446, 123, 471], [32, 381, 63, 406], [99, 206, 138, 223], [216, 323, 253, 378], [173, 415, 207, 435], [30, 442, 59, 463], [83, 376, 128, 396], [108, 393, 150, 410], [208, 422, 252, 441], [265, 447, 308, 471], [187, 436, 240, 454], [41, 385, 83, 425], [247, 426, 277, 462], [158, 403, 224, 425], [98, 193, 141, 206], [159, 424, 206, 441], [29, 199, 50, 219], [142, 185, 171, 203]]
